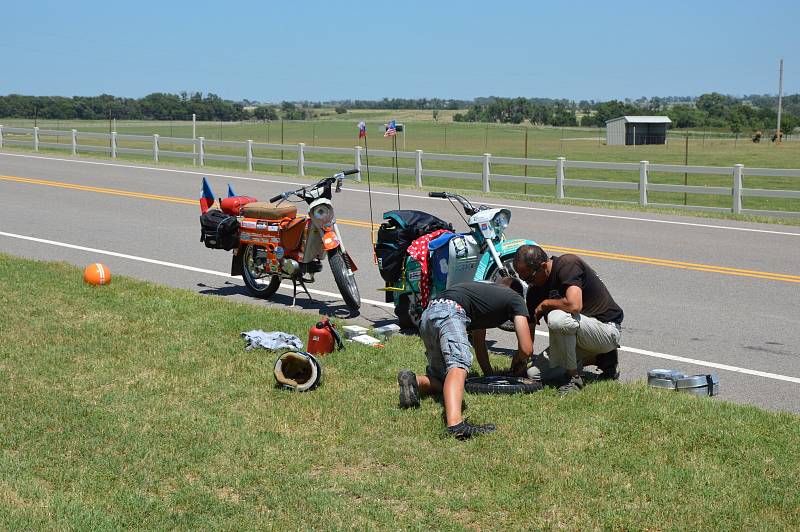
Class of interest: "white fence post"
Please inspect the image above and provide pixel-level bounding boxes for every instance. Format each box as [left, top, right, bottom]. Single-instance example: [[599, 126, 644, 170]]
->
[[354, 146, 362, 182], [415, 150, 423, 187], [72, 129, 77, 155], [482, 153, 491, 192], [556, 157, 566, 199], [111, 132, 117, 159], [198, 137, 205, 167], [247, 140, 253, 172], [733, 164, 743, 214], [0, 125, 4, 148], [297, 143, 305, 176], [639, 160, 649, 206], [153, 134, 159, 161], [34, 126, 39, 151]]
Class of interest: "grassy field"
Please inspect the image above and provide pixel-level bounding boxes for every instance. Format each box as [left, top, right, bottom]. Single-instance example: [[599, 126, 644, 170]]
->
[[1, 253, 799, 529], [3, 116, 800, 214]]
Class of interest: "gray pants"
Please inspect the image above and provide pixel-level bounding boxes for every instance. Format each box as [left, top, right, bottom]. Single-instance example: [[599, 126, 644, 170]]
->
[[529, 310, 621, 380]]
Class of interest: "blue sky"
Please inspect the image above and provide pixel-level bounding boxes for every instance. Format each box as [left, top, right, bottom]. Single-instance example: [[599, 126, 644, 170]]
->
[[2, 0, 797, 102]]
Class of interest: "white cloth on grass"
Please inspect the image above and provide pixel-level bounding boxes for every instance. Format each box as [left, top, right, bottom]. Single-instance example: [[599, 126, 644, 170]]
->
[[241, 330, 304, 351]]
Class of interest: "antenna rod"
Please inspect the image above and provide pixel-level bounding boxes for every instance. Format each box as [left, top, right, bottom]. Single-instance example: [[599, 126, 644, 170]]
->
[[777, 59, 784, 142]]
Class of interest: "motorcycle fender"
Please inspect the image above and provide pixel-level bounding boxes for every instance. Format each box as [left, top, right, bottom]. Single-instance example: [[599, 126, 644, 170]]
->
[[473, 238, 538, 280], [322, 229, 340, 251], [231, 247, 244, 276], [345, 251, 358, 272]]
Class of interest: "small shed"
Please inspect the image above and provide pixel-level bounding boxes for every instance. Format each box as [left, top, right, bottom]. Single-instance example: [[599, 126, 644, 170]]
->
[[606, 116, 672, 145]]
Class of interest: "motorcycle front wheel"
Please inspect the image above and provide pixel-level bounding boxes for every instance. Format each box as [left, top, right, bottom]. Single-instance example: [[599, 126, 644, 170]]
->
[[485, 254, 522, 332], [241, 244, 282, 298], [328, 248, 360, 310]]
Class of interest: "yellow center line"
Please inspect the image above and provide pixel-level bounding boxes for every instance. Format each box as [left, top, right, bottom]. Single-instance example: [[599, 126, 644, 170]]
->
[[2, 174, 798, 284]]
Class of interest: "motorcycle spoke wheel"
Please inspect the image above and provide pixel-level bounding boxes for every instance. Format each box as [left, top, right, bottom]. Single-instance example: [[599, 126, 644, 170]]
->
[[328, 248, 360, 310], [485, 256, 522, 332], [241, 244, 281, 298]]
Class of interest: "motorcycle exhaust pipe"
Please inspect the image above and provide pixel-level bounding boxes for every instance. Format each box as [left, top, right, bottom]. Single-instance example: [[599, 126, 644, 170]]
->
[[282, 259, 300, 275]]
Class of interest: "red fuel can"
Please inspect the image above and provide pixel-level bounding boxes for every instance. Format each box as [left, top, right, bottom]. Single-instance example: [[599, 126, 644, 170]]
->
[[308, 320, 335, 355]]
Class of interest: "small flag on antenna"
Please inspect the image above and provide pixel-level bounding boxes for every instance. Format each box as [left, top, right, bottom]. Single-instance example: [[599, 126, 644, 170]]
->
[[358, 121, 366, 138], [384, 119, 397, 137], [200, 177, 215, 213]]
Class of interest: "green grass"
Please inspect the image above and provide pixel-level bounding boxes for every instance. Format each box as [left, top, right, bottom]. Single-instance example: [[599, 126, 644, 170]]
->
[[3, 116, 799, 215], [1, 253, 799, 529]]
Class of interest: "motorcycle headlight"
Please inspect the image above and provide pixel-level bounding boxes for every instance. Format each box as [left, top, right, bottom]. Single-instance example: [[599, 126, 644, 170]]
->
[[312, 204, 333, 224], [492, 210, 510, 230]]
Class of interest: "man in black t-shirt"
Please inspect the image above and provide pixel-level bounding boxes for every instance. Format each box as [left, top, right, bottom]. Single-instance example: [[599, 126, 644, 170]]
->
[[513, 245, 623, 394], [397, 281, 533, 439]]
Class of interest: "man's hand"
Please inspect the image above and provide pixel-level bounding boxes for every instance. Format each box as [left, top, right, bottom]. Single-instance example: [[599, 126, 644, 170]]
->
[[509, 356, 528, 377], [534, 303, 545, 324]]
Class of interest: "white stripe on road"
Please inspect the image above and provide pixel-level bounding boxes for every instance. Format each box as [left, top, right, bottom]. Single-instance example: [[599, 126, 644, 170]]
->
[[0, 230, 394, 309], [618, 345, 800, 384], [2, 228, 799, 386], [3, 152, 798, 238]]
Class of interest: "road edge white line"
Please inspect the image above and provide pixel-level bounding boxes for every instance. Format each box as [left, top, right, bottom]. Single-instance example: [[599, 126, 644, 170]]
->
[[3, 152, 798, 237], [2, 228, 799, 386], [0, 230, 394, 309]]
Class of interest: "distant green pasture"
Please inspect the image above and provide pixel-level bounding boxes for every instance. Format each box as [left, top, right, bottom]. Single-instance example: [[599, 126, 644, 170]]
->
[[3, 117, 799, 215]]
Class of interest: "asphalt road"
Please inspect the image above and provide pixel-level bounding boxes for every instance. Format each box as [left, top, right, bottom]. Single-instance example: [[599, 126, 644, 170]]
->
[[2, 151, 799, 413]]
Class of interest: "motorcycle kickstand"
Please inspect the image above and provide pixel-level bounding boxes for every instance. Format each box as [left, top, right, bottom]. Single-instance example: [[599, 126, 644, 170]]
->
[[291, 276, 313, 307]]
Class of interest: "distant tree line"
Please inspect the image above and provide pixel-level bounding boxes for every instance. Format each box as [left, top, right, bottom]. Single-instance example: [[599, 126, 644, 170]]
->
[[0, 92, 252, 121], [1, 91, 797, 133], [452, 94, 799, 132], [328, 98, 469, 110]]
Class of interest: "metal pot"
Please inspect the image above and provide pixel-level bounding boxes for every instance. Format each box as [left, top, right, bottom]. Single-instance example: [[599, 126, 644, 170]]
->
[[647, 369, 719, 396]]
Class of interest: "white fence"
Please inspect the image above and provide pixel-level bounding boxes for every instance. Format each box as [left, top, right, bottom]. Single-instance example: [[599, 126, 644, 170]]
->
[[2, 125, 799, 217]]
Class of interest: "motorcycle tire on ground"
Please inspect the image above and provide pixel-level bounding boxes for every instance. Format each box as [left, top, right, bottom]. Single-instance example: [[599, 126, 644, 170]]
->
[[395, 294, 417, 330], [241, 244, 282, 298], [328, 248, 361, 310], [465, 375, 542, 395]]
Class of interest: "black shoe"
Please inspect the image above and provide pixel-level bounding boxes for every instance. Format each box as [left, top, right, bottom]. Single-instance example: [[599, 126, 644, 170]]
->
[[558, 374, 584, 396], [397, 370, 420, 409], [595, 349, 620, 381], [446, 420, 496, 440]]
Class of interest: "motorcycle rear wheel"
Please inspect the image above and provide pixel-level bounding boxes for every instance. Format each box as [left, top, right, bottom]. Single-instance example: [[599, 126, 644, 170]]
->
[[328, 248, 360, 310], [395, 294, 417, 330], [241, 244, 282, 298]]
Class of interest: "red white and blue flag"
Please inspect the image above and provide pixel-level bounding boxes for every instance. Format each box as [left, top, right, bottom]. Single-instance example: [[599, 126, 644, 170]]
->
[[384, 119, 397, 137], [358, 121, 366, 138], [200, 177, 215, 213]]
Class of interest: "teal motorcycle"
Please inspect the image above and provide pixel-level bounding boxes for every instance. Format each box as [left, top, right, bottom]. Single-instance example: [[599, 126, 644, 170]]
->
[[382, 191, 537, 329]]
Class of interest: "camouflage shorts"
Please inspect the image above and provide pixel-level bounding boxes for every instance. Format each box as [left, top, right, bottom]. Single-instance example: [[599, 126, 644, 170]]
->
[[419, 299, 473, 381]]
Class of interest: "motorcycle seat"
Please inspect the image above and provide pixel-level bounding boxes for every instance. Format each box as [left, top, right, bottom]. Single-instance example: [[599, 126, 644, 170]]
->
[[241, 202, 297, 220]]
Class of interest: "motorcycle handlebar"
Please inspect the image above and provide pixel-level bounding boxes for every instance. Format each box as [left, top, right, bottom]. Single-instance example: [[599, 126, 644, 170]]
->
[[428, 192, 448, 198], [269, 193, 284, 203], [342, 168, 360, 176]]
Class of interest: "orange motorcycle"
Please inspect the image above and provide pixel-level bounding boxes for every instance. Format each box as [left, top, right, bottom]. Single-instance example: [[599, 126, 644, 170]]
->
[[199, 170, 361, 310]]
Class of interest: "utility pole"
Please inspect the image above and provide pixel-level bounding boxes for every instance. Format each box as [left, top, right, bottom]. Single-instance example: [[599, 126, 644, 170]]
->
[[684, 132, 689, 205], [192, 113, 196, 166], [777, 58, 784, 143]]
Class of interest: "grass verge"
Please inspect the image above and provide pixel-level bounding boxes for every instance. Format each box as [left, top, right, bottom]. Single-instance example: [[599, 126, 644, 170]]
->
[[1, 254, 799, 529]]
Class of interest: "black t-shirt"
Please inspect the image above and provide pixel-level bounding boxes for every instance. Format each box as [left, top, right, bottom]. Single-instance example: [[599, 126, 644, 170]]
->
[[439, 281, 529, 331], [526, 254, 624, 324]]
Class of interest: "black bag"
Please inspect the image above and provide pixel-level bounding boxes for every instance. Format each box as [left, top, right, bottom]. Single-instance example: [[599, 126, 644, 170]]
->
[[200, 209, 240, 250], [374, 210, 452, 283]]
